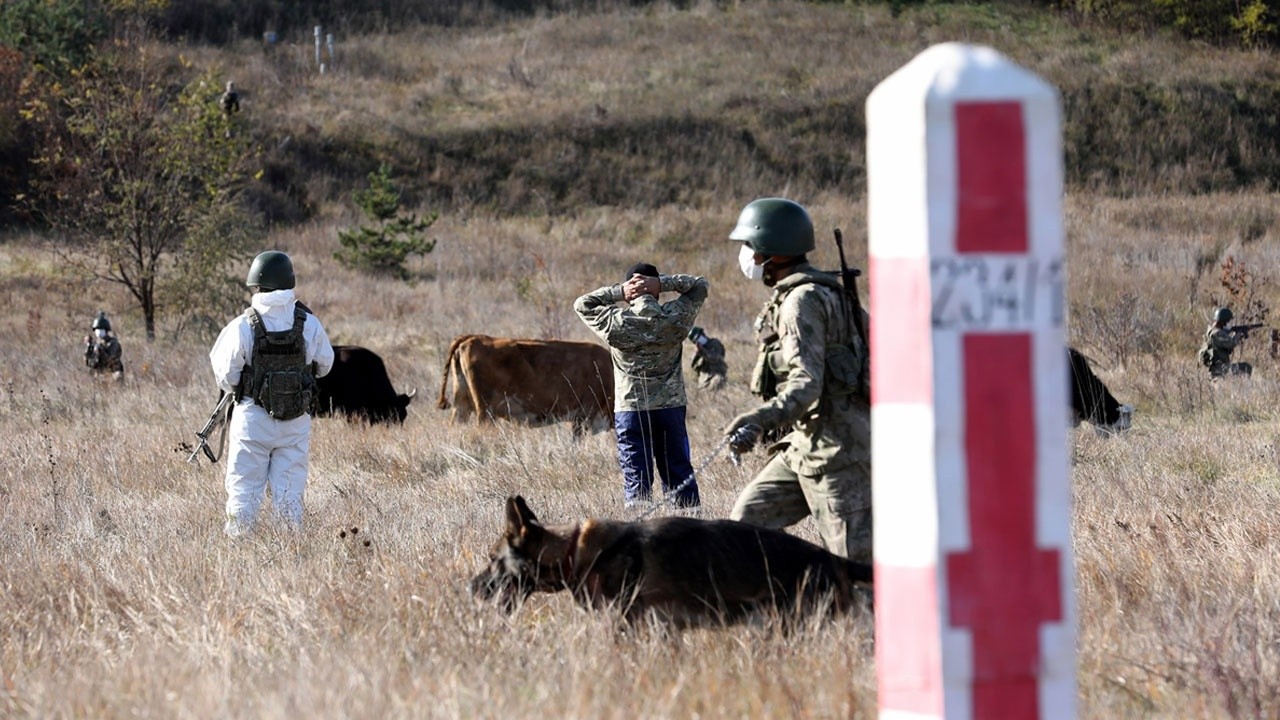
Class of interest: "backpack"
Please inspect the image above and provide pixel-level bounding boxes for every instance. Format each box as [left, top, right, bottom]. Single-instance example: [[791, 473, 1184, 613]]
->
[[1198, 343, 1213, 368], [237, 306, 315, 420]]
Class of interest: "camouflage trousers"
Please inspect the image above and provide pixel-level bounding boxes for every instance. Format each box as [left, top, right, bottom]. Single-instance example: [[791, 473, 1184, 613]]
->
[[1210, 360, 1252, 378], [730, 454, 872, 563]]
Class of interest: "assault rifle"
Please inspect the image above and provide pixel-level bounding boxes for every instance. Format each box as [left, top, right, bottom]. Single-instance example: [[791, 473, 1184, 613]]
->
[[1229, 322, 1266, 338], [187, 392, 234, 464], [833, 228, 870, 389]]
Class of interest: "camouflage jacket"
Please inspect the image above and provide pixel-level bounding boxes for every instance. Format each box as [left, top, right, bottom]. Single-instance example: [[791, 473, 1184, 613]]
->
[[574, 274, 708, 411], [748, 264, 870, 475], [690, 336, 728, 389], [1205, 324, 1241, 368]]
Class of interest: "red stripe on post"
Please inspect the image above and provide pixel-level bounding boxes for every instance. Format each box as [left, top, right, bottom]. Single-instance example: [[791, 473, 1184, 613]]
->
[[955, 102, 1028, 253], [946, 334, 1062, 719]]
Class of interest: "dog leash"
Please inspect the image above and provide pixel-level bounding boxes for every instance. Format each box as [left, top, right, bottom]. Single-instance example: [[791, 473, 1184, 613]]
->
[[633, 426, 757, 520]]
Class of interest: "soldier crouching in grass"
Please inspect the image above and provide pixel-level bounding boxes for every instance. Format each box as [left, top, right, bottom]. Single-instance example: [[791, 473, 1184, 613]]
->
[[84, 311, 124, 381], [1200, 306, 1257, 379]]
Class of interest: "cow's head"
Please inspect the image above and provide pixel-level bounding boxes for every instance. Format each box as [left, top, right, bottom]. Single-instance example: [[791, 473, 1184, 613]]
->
[[391, 388, 415, 423], [469, 496, 569, 613]]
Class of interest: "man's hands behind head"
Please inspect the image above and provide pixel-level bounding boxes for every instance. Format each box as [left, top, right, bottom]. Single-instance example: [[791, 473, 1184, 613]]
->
[[623, 274, 659, 301]]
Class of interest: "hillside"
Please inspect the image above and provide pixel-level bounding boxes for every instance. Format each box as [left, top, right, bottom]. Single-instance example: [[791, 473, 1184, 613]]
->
[[167, 1, 1280, 226]]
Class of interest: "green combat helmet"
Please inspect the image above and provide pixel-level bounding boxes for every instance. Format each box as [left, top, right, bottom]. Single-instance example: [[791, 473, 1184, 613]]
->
[[246, 251, 295, 291], [91, 311, 111, 332], [1214, 307, 1233, 325], [729, 198, 815, 256]]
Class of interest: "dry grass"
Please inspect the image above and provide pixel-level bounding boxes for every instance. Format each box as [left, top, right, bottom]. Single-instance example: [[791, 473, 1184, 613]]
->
[[6, 186, 1280, 717], [7, 1, 1280, 717]]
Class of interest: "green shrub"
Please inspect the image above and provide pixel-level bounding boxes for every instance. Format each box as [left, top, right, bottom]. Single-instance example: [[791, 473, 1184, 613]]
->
[[0, 0, 105, 77], [334, 164, 437, 280], [1233, 0, 1278, 47], [1061, 0, 1278, 47]]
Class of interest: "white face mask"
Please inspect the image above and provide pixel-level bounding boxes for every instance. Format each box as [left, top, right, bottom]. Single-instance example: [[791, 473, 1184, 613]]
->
[[95, 329, 109, 339], [738, 245, 763, 281]]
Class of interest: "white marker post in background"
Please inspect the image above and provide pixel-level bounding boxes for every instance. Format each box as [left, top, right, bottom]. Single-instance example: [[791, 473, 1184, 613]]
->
[[867, 44, 1075, 720]]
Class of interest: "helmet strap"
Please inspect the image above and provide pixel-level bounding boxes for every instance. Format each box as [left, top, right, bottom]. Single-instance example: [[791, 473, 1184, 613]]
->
[[761, 254, 806, 287]]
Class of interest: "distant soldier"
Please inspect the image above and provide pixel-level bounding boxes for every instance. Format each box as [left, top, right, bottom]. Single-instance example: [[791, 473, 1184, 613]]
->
[[219, 81, 240, 138], [1200, 307, 1254, 378], [220, 81, 240, 116], [84, 311, 124, 380], [687, 326, 727, 390]]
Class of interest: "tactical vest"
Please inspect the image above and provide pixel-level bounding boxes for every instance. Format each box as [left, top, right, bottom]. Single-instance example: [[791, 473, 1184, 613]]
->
[[236, 306, 315, 420], [750, 272, 868, 404]]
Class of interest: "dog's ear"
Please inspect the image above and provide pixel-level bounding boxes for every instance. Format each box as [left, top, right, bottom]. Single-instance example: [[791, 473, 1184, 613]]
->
[[505, 495, 541, 542]]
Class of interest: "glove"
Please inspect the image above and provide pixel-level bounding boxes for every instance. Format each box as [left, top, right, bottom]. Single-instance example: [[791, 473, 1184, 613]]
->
[[724, 411, 765, 455]]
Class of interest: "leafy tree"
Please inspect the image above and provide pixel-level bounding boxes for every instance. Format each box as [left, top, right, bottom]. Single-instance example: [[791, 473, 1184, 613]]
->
[[0, 0, 106, 79], [0, 46, 29, 222], [335, 163, 438, 280], [25, 39, 255, 340], [0, 0, 108, 225]]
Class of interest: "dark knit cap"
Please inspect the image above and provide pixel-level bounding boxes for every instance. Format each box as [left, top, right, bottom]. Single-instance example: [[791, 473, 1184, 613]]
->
[[624, 262, 659, 280]]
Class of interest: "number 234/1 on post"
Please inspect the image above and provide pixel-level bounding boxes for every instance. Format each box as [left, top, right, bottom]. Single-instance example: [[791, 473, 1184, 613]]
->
[[930, 256, 1064, 332]]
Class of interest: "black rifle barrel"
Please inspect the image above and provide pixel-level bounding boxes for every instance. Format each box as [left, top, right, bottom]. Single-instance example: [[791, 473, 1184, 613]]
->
[[833, 228, 869, 349]]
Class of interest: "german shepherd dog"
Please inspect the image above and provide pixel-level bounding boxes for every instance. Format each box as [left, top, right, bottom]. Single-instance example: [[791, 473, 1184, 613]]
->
[[470, 496, 873, 626]]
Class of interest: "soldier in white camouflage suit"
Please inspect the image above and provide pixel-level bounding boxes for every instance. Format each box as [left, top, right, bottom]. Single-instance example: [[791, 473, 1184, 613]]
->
[[575, 262, 709, 508], [723, 198, 871, 562], [210, 251, 334, 537]]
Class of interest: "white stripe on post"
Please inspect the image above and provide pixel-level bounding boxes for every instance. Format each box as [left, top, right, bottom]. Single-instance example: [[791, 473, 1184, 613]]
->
[[869, 43, 1075, 720]]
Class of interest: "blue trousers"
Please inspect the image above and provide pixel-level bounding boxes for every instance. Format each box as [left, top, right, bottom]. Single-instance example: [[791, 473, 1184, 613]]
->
[[614, 406, 700, 507]]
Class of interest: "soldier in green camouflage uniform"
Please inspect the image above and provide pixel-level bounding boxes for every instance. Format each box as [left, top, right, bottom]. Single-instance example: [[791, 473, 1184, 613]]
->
[[723, 198, 871, 562], [575, 263, 709, 507], [687, 326, 728, 390], [1202, 307, 1254, 378]]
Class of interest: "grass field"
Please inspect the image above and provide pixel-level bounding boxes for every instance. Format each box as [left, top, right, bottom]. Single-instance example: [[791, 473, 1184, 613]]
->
[[5, 2, 1280, 718]]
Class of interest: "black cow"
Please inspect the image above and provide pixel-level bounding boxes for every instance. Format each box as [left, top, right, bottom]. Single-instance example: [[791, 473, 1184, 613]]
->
[[316, 345, 415, 424], [1068, 347, 1132, 436]]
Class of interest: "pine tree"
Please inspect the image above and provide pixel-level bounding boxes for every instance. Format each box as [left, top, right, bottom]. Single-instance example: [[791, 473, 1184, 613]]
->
[[335, 164, 437, 279]]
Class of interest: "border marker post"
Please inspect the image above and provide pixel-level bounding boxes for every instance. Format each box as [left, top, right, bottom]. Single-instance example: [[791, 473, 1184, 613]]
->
[[867, 43, 1075, 720]]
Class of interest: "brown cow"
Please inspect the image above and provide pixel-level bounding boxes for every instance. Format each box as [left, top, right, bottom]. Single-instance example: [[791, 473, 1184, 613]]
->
[[436, 334, 614, 434]]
